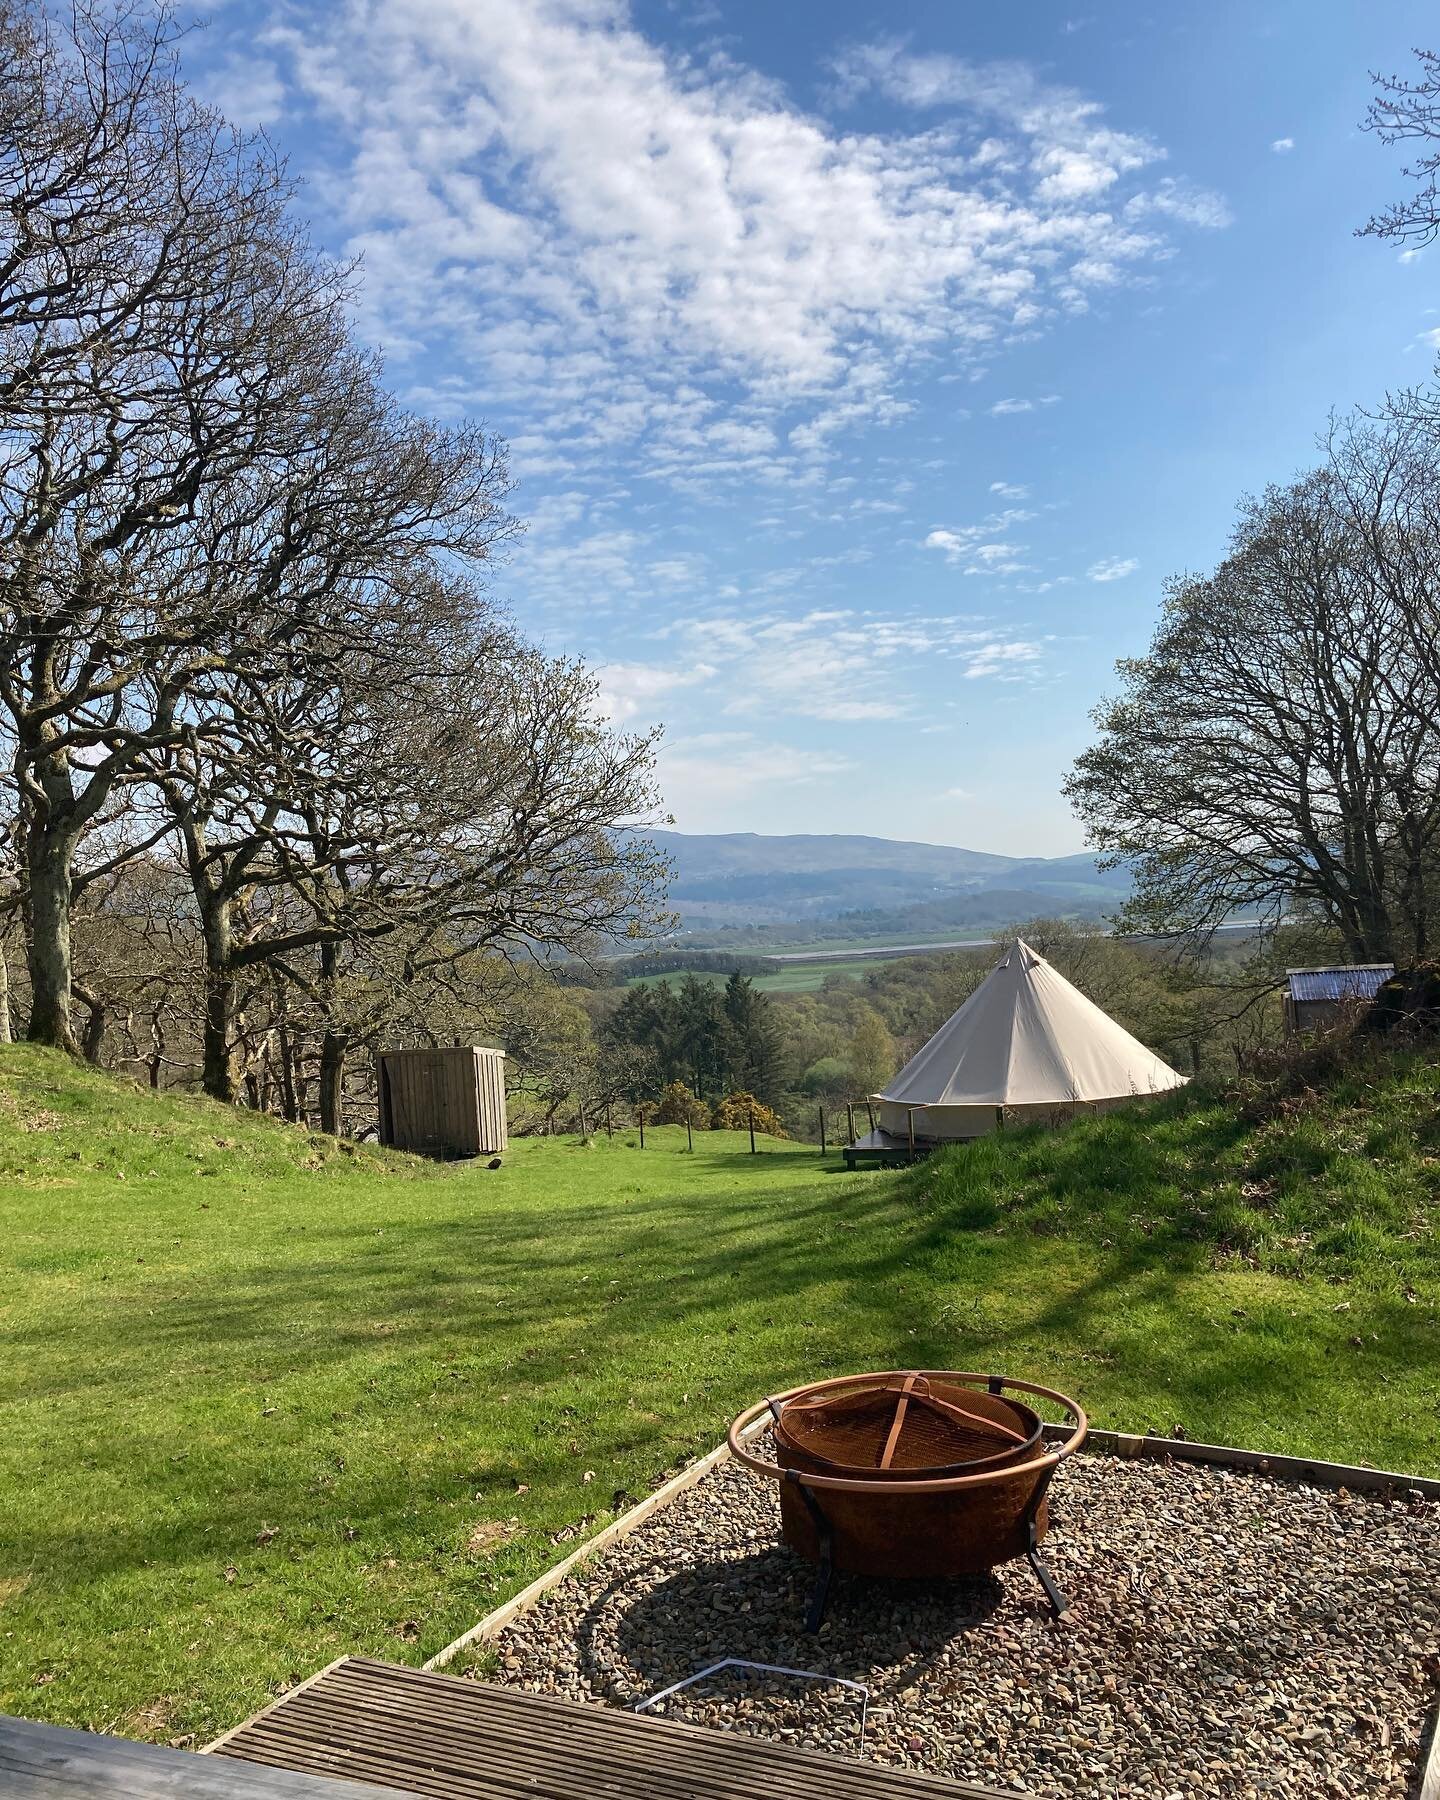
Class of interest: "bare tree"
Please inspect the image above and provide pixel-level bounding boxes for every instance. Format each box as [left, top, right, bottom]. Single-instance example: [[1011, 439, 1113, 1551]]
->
[[0, 3, 518, 1053], [0, 4, 345, 1044], [1066, 413, 1440, 964], [149, 596, 665, 1119], [1360, 48, 1440, 244]]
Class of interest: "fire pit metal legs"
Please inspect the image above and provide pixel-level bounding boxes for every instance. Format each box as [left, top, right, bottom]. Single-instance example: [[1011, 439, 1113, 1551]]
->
[[787, 1456, 1070, 1630], [786, 1471, 835, 1632], [1019, 1464, 1070, 1620], [1024, 1524, 1069, 1618]]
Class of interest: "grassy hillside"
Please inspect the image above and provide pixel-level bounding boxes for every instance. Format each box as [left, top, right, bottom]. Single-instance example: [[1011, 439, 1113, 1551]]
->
[[1, 1043, 1437, 1745]]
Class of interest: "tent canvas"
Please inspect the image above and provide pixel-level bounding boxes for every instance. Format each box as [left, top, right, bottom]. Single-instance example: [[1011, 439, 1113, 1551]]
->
[[875, 938, 1186, 1142]]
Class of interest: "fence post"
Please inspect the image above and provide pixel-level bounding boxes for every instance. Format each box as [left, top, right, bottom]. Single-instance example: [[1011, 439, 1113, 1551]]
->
[[638, 1107, 645, 1149], [578, 1100, 587, 1143], [846, 1102, 855, 1146], [866, 1099, 876, 1135], [686, 1116, 694, 1153], [749, 1104, 757, 1155], [818, 1106, 826, 1155], [907, 1109, 916, 1161], [605, 1103, 613, 1140]]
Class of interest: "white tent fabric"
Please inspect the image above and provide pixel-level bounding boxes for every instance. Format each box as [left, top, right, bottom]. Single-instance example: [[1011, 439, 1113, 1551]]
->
[[875, 939, 1186, 1141]]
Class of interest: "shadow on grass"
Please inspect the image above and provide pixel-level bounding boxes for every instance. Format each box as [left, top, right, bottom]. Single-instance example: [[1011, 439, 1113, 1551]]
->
[[8, 1098, 1438, 1591]]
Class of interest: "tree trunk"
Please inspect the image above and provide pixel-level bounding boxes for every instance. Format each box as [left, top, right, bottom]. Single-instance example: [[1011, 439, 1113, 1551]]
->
[[25, 833, 78, 1052], [318, 1031, 347, 1136], [79, 997, 106, 1065], [276, 1018, 299, 1122], [0, 936, 11, 1044], [200, 898, 237, 1104]]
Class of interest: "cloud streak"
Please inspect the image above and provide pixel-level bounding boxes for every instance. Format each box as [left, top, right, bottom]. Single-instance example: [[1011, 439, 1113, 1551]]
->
[[1087, 555, 1138, 582]]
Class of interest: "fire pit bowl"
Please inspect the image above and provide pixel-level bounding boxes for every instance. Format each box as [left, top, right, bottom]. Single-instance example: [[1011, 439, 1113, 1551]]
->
[[728, 1370, 1087, 1628]]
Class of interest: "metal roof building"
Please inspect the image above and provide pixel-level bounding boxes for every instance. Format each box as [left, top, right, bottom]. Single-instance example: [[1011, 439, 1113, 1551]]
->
[[1284, 964, 1394, 1032]]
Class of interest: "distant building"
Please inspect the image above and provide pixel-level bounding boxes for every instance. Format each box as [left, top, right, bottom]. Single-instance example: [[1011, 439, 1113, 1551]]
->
[[1283, 965, 1395, 1034]]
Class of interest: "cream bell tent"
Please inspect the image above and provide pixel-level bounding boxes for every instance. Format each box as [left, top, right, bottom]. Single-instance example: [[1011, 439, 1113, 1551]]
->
[[858, 938, 1185, 1159]]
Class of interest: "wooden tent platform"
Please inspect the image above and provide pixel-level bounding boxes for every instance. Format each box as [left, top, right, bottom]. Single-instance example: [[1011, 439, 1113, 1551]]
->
[[842, 1128, 934, 1169], [212, 1656, 1009, 1799]]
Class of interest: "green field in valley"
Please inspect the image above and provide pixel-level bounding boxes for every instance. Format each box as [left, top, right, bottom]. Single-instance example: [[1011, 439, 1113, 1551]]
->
[[625, 951, 926, 991], [1, 1043, 1437, 1745]]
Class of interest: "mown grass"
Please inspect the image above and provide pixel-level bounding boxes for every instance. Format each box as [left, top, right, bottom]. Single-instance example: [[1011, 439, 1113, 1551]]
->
[[1, 1043, 1437, 1745]]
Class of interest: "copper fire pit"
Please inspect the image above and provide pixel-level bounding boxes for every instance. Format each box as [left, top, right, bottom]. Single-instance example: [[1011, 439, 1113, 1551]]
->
[[728, 1370, 1087, 1630]]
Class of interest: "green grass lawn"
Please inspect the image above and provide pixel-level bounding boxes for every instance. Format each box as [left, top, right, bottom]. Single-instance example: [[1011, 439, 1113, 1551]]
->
[[1, 1043, 1437, 1745]]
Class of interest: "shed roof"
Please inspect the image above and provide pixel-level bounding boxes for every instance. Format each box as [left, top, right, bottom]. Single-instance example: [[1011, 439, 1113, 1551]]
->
[[1285, 965, 1394, 1003]]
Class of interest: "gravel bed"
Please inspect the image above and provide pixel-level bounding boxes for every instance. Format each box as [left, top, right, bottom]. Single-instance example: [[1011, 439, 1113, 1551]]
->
[[477, 1444, 1440, 1797]]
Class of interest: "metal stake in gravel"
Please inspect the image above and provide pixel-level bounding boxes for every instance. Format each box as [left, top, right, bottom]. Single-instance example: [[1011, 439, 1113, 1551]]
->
[[636, 1659, 870, 1752], [729, 1370, 1088, 1630]]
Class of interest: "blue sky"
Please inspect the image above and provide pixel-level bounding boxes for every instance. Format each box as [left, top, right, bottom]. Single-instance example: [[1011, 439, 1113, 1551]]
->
[[185, 1, 1437, 855]]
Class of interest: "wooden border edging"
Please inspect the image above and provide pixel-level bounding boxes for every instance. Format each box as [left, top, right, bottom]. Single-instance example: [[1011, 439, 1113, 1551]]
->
[[1418, 1699, 1440, 1800], [1049, 1424, 1440, 1499], [202, 1418, 1439, 1760], [422, 1417, 771, 1673], [202, 1656, 353, 1757]]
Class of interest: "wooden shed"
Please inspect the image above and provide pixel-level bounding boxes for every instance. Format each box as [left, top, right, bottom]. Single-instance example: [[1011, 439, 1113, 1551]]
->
[[376, 1046, 507, 1158], [1283, 964, 1394, 1034]]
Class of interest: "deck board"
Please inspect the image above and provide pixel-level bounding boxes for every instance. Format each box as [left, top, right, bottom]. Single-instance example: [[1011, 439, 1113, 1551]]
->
[[214, 1657, 1009, 1799], [0, 1712, 409, 1798]]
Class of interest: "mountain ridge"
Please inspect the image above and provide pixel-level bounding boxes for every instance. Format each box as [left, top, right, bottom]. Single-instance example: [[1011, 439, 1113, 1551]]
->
[[641, 829, 1129, 930]]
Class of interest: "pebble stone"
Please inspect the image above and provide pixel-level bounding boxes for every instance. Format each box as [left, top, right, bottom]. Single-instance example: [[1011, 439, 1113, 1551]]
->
[[476, 1450, 1440, 1798]]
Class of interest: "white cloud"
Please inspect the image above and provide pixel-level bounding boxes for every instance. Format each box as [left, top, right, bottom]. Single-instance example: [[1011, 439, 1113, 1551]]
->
[[594, 660, 716, 723], [193, 52, 288, 124], [265, 3, 1224, 490], [1271, 137, 1295, 154], [1087, 555, 1138, 582], [1414, 326, 1440, 351], [622, 602, 1048, 755], [520, 528, 649, 602], [1400, 248, 1424, 264], [963, 640, 1044, 679], [1125, 177, 1232, 230], [989, 397, 1034, 416], [989, 480, 1030, 498], [924, 506, 1037, 574], [658, 732, 855, 820], [941, 784, 974, 800]]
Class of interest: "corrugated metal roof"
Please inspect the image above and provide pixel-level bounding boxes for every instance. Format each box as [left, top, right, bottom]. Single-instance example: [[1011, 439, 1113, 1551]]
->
[[1286, 965, 1395, 1003]]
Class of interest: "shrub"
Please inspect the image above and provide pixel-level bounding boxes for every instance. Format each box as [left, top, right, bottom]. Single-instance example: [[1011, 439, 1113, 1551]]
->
[[652, 1081, 709, 1127], [710, 1091, 788, 1137], [1365, 964, 1440, 1036]]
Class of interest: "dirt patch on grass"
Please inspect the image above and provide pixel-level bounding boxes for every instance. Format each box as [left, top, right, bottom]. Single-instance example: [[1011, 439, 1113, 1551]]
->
[[466, 1518, 522, 1558]]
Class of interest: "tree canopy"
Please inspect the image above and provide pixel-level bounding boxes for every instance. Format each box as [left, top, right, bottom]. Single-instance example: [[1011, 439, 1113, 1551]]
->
[[1066, 413, 1440, 964]]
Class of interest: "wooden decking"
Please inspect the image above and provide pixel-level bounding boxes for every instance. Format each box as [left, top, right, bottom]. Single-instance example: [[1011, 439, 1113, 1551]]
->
[[841, 1128, 933, 1169], [214, 1656, 1010, 1799], [0, 1711, 409, 1797]]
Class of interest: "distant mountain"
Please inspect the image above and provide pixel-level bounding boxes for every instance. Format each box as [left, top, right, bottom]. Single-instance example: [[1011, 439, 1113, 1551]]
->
[[642, 831, 1130, 931]]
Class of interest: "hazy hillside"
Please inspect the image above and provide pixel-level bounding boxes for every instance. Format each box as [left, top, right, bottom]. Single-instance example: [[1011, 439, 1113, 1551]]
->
[[644, 830, 1131, 930]]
